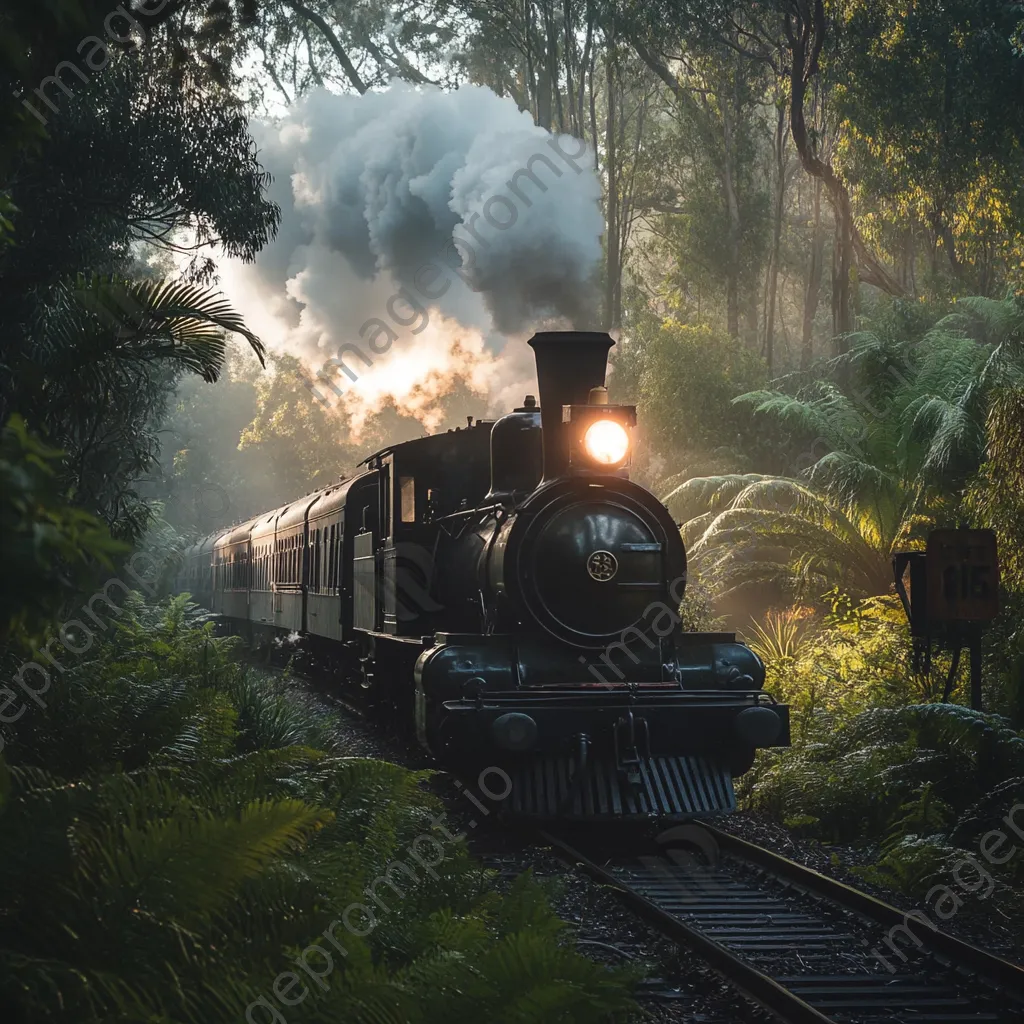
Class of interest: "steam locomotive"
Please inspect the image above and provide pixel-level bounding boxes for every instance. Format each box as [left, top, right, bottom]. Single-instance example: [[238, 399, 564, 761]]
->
[[176, 332, 790, 819]]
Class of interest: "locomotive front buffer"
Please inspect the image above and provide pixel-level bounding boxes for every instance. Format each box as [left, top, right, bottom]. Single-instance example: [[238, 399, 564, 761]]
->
[[415, 631, 790, 820]]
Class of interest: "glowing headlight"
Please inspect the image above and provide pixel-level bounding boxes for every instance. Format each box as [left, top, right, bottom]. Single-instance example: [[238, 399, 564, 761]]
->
[[583, 419, 630, 465]]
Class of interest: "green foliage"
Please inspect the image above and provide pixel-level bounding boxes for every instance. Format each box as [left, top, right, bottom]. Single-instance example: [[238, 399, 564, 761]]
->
[[669, 296, 1024, 609], [0, 1, 179, 170], [624, 41, 773, 337], [0, 595, 639, 1023], [746, 606, 816, 664], [0, 192, 16, 248], [0, 415, 124, 647], [614, 310, 770, 480], [68, 273, 265, 380], [668, 473, 923, 605], [963, 297, 1024, 588], [836, 0, 1024, 294], [743, 702, 1024, 894], [676, 565, 723, 633], [0, 46, 278, 538], [746, 595, 922, 742], [4, 270, 264, 539]]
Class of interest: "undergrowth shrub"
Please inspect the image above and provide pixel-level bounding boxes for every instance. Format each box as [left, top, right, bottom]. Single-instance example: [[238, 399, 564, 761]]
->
[[741, 703, 1024, 897], [0, 594, 639, 1023], [745, 594, 989, 743]]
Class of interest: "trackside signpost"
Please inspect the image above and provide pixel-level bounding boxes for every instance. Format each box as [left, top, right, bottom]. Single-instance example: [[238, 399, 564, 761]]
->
[[893, 529, 1000, 711]]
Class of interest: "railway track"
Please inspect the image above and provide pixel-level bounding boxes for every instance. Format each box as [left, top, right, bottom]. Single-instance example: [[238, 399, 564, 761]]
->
[[541, 823, 1024, 1024]]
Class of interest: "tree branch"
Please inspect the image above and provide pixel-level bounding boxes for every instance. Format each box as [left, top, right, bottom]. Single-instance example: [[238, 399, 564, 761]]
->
[[280, 0, 368, 94]]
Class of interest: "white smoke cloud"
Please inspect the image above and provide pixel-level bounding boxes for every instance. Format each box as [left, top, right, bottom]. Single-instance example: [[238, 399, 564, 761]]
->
[[220, 82, 603, 428]]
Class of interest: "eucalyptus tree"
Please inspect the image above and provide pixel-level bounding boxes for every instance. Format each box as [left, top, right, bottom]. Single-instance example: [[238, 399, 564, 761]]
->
[[620, 0, 1024, 333], [835, 0, 1024, 297], [628, 38, 773, 339], [619, 0, 908, 339]]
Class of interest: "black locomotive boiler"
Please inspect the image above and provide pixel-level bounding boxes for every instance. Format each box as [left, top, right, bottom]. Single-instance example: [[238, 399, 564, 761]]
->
[[176, 332, 790, 819]]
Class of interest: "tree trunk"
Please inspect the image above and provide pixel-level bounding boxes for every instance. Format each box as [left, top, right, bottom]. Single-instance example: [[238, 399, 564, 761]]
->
[[579, 3, 595, 139], [541, 0, 564, 132], [802, 175, 824, 369], [563, 0, 576, 134], [604, 42, 620, 330], [524, 0, 540, 123], [720, 89, 741, 339], [765, 101, 787, 372], [744, 291, 759, 350], [833, 184, 854, 341], [536, 66, 553, 128], [786, 1, 902, 334], [281, 0, 368, 93]]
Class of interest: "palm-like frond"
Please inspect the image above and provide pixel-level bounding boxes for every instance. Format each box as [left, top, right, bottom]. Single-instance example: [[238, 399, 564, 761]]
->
[[677, 473, 913, 603], [734, 385, 866, 453], [75, 796, 331, 923], [746, 607, 816, 663], [64, 273, 265, 382], [934, 294, 1024, 349], [673, 300, 1024, 606], [662, 473, 769, 522]]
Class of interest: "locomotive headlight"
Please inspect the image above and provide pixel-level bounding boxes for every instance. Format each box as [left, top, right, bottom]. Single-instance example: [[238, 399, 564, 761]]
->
[[584, 419, 630, 465]]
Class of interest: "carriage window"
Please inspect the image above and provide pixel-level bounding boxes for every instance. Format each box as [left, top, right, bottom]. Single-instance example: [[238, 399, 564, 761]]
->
[[333, 525, 339, 592], [335, 527, 342, 589], [400, 475, 416, 523], [327, 526, 334, 592]]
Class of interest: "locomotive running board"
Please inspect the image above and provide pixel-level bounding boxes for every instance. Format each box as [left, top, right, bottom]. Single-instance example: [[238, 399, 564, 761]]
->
[[505, 754, 735, 820]]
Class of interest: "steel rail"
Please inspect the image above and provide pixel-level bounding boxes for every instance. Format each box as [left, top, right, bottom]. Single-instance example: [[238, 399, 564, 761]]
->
[[699, 820, 1024, 995]]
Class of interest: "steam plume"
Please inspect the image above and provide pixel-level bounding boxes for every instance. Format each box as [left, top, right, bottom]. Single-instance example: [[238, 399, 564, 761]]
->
[[220, 82, 603, 427]]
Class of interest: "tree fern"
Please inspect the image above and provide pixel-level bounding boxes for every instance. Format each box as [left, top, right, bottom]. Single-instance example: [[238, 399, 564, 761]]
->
[[664, 298, 1024, 604]]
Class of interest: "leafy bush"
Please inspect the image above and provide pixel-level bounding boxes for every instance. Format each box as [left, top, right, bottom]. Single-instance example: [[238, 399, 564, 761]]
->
[[0, 415, 124, 649], [0, 595, 639, 1023], [742, 702, 1024, 896], [741, 595, 928, 743]]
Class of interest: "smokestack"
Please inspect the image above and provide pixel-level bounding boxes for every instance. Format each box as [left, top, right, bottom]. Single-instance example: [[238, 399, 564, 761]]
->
[[528, 331, 614, 481]]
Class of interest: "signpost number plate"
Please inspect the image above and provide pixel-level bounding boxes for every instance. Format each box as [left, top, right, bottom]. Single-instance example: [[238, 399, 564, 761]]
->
[[925, 529, 999, 622]]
